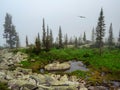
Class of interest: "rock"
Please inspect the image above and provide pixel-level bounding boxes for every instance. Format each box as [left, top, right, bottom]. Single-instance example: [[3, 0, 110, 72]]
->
[[0, 62, 9, 70], [88, 86, 108, 90], [20, 84, 37, 90], [15, 67, 32, 74], [52, 86, 78, 90], [45, 62, 70, 71], [80, 87, 88, 90], [60, 74, 68, 82], [70, 76, 78, 82], [0, 71, 6, 79], [31, 59, 36, 62], [10, 84, 20, 90], [14, 63, 23, 67], [29, 74, 47, 85], [51, 74, 61, 81], [5, 71, 14, 80], [8, 79, 36, 89]]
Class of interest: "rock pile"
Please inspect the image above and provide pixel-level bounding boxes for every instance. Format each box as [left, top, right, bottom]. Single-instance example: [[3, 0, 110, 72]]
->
[[0, 49, 28, 70], [0, 67, 88, 90]]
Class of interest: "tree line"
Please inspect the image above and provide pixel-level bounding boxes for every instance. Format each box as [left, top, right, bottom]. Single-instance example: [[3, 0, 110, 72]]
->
[[2, 9, 120, 55]]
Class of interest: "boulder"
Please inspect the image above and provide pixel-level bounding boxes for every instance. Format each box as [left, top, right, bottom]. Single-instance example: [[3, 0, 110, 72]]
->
[[80, 88, 88, 90], [45, 62, 70, 71], [15, 67, 32, 74], [60, 74, 68, 82]]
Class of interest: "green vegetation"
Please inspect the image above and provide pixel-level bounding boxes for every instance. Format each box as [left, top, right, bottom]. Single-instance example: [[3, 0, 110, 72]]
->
[[17, 47, 120, 84], [19, 48, 120, 73], [69, 70, 88, 79], [0, 82, 10, 90]]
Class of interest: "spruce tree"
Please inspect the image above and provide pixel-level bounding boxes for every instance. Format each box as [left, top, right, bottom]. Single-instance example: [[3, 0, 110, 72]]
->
[[16, 33, 20, 48], [26, 35, 29, 47], [96, 8, 105, 55], [58, 26, 63, 48], [3, 13, 17, 48], [83, 32, 86, 43], [74, 37, 78, 48], [42, 18, 46, 48], [118, 30, 120, 48], [37, 33, 41, 50], [92, 27, 95, 44], [78, 36, 82, 46], [108, 23, 114, 49], [50, 29, 53, 48], [45, 25, 50, 51], [64, 34, 68, 48], [34, 33, 41, 53]]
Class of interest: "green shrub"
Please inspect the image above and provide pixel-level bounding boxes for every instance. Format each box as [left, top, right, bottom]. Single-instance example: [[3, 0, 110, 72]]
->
[[70, 70, 88, 78]]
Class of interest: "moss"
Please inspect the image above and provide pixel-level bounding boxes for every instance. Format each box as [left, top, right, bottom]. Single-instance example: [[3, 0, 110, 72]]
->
[[0, 82, 10, 90]]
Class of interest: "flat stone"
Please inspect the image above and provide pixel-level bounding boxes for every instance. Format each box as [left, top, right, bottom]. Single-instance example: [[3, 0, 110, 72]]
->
[[45, 62, 70, 71]]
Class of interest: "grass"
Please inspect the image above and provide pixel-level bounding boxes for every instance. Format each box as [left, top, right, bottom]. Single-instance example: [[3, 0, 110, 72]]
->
[[69, 70, 88, 79]]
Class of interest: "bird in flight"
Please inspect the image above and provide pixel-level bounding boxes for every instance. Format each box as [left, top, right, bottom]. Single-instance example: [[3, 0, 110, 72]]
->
[[78, 16, 86, 18]]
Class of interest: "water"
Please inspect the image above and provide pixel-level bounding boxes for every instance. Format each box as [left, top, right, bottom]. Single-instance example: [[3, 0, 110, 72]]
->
[[111, 81, 120, 87], [65, 61, 89, 72]]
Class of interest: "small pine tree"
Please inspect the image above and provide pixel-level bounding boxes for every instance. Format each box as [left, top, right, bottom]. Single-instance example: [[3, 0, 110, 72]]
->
[[37, 33, 41, 50], [92, 27, 95, 44], [78, 36, 82, 46], [74, 37, 78, 48], [108, 23, 114, 49], [50, 29, 53, 48], [34, 33, 41, 53], [83, 32, 86, 43], [26, 35, 29, 47], [69, 37, 73, 45], [118, 30, 120, 48], [64, 34, 68, 48], [16, 33, 20, 48]]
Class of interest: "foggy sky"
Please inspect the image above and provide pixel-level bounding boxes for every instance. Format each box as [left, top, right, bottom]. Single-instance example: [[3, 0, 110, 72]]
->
[[0, 0, 120, 46]]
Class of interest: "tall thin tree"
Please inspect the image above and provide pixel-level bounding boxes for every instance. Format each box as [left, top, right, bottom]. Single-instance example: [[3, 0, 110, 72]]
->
[[50, 29, 53, 48], [92, 27, 95, 44], [26, 35, 29, 47], [118, 30, 120, 48], [16, 33, 20, 48], [108, 23, 114, 49], [45, 25, 50, 51], [64, 33, 68, 48], [74, 37, 78, 48], [96, 8, 105, 55], [83, 32, 86, 43], [42, 18, 46, 48], [58, 26, 63, 48]]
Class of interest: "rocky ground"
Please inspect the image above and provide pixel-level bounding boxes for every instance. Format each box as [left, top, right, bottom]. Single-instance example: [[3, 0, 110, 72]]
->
[[0, 49, 88, 90], [0, 49, 120, 90]]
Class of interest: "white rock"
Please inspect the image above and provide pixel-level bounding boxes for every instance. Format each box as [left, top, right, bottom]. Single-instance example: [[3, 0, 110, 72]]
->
[[80, 87, 88, 90]]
